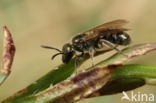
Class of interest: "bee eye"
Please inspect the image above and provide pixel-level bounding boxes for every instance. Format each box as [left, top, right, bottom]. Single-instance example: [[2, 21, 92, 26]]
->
[[62, 43, 74, 54], [66, 47, 71, 51], [74, 39, 79, 43]]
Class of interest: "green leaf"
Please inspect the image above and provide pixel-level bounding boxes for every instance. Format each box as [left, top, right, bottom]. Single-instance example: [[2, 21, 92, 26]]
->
[[91, 64, 156, 97]]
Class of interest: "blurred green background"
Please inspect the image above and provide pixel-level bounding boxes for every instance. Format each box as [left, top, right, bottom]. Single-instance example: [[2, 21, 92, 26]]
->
[[0, 0, 156, 103]]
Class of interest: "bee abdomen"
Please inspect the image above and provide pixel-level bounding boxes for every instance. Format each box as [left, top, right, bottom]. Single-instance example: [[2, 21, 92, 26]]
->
[[102, 32, 131, 45]]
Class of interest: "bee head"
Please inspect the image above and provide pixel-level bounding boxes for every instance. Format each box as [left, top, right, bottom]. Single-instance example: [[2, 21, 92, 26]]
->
[[41, 43, 75, 64], [62, 43, 75, 63]]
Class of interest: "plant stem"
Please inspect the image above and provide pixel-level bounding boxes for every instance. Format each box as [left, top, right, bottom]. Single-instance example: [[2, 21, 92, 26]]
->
[[2, 43, 156, 103]]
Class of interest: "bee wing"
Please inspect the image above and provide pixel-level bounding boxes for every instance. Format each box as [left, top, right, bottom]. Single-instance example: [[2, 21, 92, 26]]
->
[[91, 19, 129, 31], [83, 19, 129, 41]]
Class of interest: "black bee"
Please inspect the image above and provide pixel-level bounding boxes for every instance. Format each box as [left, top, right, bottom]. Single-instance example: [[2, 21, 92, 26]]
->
[[41, 19, 131, 67]]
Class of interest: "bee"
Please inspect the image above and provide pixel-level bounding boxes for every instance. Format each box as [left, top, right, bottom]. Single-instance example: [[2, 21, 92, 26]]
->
[[41, 19, 131, 67]]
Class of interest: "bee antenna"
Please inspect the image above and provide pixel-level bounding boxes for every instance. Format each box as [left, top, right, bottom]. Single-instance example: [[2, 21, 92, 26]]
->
[[51, 53, 64, 60], [41, 45, 62, 52]]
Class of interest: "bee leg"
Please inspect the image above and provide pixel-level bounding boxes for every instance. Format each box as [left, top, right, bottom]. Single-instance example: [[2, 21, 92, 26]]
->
[[75, 52, 84, 73], [89, 47, 95, 67], [101, 40, 127, 57]]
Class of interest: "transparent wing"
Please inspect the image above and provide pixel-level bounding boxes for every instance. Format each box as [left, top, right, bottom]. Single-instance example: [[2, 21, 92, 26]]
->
[[83, 19, 129, 41]]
